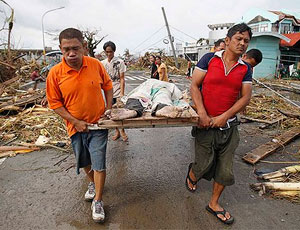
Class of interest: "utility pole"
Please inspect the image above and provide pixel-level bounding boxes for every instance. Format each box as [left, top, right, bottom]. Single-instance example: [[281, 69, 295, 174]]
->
[[161, 7, 179, 68], [42, 6, 65, 63]]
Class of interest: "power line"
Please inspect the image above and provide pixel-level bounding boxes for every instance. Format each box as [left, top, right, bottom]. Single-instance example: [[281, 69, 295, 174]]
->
[[169, 25, 198, 41], [132, 25, 165, 51], [140, 36, 167, 53], [174, 37, 185, 42]]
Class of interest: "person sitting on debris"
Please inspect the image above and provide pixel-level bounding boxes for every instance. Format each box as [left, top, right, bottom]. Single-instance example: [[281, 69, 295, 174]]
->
[[46, 28, 113, 223], [156, 56, 169, 82], [242, 48, 263, 69], [186, 23, 253, 225], [102, 41, 128, 142], [149, 54, 158, 79], [30, 68, 44, 90]]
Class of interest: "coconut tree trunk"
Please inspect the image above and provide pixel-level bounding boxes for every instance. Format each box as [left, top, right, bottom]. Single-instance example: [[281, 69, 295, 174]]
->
[[259, 165, 300, 180]]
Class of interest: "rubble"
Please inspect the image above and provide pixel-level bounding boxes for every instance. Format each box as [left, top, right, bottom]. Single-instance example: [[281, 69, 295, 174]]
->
[[128, 52, 188, 75], [251, 165, 300, 203], [259, 79, 300, 94], [0, 56, 69, 157], [0, 105, 69, 152], [243, 93, 300, 129]]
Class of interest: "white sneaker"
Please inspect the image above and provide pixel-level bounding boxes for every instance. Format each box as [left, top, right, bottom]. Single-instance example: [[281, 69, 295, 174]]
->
[[84, 182, 95, 201], [91, 200, 105, 223]]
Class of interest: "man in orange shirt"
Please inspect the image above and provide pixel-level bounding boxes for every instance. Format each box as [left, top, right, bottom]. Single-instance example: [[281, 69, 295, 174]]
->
[[46, 28, 113, 223]]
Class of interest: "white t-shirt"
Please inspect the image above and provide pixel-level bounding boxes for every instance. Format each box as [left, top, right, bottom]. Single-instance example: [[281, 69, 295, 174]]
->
[[102, 57, 126, 98]]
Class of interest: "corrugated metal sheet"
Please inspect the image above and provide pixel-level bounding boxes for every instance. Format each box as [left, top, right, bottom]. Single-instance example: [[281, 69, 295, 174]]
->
[[280, 33, 300, 47]]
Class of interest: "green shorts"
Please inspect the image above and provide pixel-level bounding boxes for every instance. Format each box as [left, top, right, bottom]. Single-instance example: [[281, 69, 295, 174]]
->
[[192, 126, 240, 186]]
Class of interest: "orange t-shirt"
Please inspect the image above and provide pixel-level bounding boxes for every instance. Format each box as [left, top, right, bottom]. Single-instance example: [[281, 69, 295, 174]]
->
[[157, 63, 169, 82], [46, 56, 113, 137]]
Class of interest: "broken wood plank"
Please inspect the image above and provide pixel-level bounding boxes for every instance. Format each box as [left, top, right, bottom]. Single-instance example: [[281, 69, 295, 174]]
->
[[123, 119, 153, 128], [278, 109, 300, 119], [259, 116, 287, 129], [90, 112, 199, 129], [0, 94, 43, 110], [0, 149, 37, 158], [0, 105, 21, 113], [0, 146, 40, 152], [242, 127, 300, 164], [0, 60, 16, 69], [92, 118, 198, 129], [16, 142, 69, 153], [0, 76, 20, 96], [263, 82, 300, 94], [151, 119, 168, 125], [290, 83, 300, 89], [0, 151, 15, 158], [241, 115, 286, 125], [0, 96, 13, 102], [1, 76, 19, 86]]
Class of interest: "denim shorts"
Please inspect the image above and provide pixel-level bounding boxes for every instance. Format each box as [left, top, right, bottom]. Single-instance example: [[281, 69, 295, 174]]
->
[[71, 129, 108, 174]]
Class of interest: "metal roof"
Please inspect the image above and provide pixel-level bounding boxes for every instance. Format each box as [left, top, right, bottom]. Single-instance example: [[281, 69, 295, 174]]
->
[[280, 32, 300, 47]]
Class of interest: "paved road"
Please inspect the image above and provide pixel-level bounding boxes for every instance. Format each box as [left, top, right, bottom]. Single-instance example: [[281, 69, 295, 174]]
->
[[1, 71, 300, 230]]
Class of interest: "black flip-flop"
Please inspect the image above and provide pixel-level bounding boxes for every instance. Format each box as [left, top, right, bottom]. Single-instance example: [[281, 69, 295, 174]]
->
[[206, 205, 234, 225], [185, 163, 197, 192]]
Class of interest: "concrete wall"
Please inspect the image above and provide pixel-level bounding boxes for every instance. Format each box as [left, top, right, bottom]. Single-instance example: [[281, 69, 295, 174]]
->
[[248, 36, 280, 79], [249, 21, 272, 32], [208, 29, 228, 41], [279, 19, 293, 34]]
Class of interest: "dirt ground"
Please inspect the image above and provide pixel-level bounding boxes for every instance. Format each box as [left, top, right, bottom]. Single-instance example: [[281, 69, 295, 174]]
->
[[0, 122, 300, 230]]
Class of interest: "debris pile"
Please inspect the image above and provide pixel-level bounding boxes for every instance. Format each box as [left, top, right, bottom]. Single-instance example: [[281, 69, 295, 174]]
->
[[0, 103, 69, 159], [0, 49, 41, 83], [259, 79, 300, 94], [251, 165, 300, 203], [129, 52, 188, 75], [0, 56, 45, 117], [0, 105, 68, 143], [0, 57, 69, 158], [243, 93, 300, 129]]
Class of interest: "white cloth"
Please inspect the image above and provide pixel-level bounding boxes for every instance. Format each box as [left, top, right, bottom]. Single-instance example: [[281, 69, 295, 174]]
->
[[123, 79, 189, 113], [102, 57, 126, 98]]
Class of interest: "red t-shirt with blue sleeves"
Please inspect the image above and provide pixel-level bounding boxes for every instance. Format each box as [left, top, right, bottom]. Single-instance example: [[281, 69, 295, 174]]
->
[[195, 51, 252, 117]]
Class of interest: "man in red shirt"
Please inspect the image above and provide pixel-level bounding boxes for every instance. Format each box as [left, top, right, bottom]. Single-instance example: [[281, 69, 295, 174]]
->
[[186, 23, 253, 224], [30, 68, 44, 90], [46, 28, 113, 223]]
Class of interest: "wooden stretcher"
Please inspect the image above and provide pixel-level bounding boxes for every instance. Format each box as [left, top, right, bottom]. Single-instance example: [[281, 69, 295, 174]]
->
[[88, 112, 199, 130]]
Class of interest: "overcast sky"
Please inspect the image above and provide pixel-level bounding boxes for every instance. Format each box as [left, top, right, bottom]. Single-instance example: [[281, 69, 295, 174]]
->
[[0, 0, 299, 56]]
